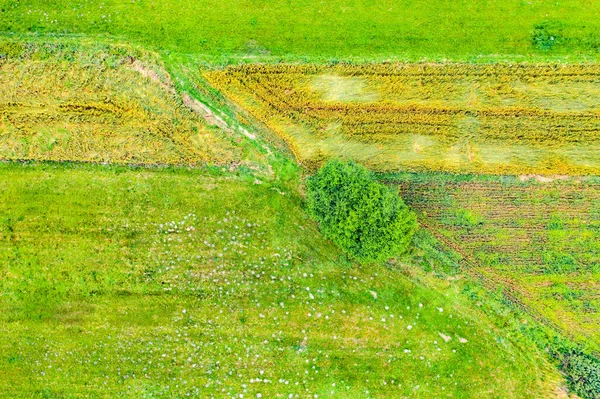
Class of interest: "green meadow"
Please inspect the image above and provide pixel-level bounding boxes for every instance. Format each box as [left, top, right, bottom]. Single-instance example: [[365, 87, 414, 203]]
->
[[2, 0, 600, 61], [1, 0, 600, 397], [0, 163, 565, 397]]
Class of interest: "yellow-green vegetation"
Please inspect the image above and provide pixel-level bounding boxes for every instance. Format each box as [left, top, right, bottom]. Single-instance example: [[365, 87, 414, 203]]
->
[[0, 163, 567, 398], [388, 172, 600, 354], [2, 0, 600, 396], [206, 64, 600, 174], [0, 40, 239, 165]]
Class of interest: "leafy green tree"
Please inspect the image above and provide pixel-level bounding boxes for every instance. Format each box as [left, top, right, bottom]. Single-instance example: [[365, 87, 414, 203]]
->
[[306, 160, 417, 264]]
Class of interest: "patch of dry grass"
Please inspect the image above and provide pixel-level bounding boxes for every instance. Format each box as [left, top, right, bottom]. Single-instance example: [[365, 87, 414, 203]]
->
[[0, 40, 240, 165], [206, 63, 600, 174]]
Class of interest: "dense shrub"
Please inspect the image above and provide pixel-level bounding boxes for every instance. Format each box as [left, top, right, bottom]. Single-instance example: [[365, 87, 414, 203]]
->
[[560, 350, 600, 399], [532, 21, 564, 51], [306, 160, 417, 263]]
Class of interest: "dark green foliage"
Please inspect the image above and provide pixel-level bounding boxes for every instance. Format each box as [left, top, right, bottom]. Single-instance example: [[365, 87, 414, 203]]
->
[[412, 229, 462, 276], [543, 251, 579, 274], [560, 350, 600, 399], [306, 160, 417, 264], [547, 214, 566, 230], [532, 21, 564, 51]]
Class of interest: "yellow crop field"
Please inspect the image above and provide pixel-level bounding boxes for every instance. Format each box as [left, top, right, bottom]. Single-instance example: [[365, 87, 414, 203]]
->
[[205, 64, 600, 174], [0, 42, 239, 166]]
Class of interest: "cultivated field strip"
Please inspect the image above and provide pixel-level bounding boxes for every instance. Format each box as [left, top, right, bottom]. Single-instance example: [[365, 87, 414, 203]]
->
[[0, 46, 239, 165], [206, 64, 600, 174], [393, 175, 600, 349]]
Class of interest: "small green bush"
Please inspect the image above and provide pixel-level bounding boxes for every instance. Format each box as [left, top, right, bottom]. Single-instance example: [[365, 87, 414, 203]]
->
[[306, 160, 417, 263], [451, 208, 483, 228], [531, 21, 564, 51], [560, 350, 600, 399]]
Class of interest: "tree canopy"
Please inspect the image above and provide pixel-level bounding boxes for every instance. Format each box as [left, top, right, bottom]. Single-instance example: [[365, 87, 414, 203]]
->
[[306, 160, 417, 264]]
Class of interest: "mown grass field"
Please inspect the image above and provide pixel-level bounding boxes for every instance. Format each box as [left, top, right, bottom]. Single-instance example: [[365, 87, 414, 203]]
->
[[205, 64, 600, 174], [0, 163, 568, 398], [387, 173, 600, 354], [2, 0, 600, 61]]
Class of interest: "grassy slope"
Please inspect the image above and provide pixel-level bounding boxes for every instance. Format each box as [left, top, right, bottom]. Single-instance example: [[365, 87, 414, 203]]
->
[[1, 0, 600, 61], [0, 163, 566, 398]]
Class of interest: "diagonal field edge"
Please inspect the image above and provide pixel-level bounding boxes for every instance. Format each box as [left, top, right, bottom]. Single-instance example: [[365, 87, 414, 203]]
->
[[417, 217, 599, 358]]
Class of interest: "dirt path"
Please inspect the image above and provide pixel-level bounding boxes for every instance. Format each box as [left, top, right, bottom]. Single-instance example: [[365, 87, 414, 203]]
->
[[181, 94, 256, 140], [129, 58, 257, 140]]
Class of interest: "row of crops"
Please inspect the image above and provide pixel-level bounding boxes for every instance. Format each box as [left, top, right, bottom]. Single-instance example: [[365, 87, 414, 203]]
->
[[390, 173, 600, 351], [206, 63, 600, 174], [0, 40, 239, 166]]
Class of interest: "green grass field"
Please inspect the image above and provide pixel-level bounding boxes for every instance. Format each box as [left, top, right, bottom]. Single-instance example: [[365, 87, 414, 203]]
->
[[0, 163, 567, 398], [2, 0, 600, 61], [2, 1, 600, 397]]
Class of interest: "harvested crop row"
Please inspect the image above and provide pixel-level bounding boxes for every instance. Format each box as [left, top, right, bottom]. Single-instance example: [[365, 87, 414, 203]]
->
[[0, 40, 239, 165], [206, 64, 600, 174]]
